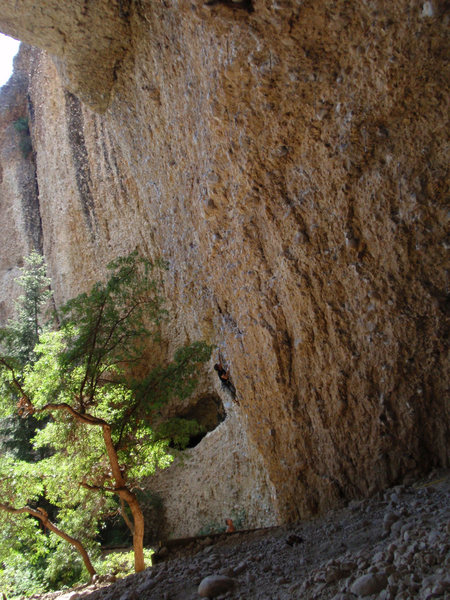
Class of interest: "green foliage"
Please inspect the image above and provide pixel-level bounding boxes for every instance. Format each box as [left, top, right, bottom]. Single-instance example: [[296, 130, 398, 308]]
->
[[134, 341, 214, 416], [95, 548, 154, 579], [98, 511, 132, 548], [196, 520, 226, 536], [26, 328, 176, 488], [13, 116, 32, 158], [0, 250, 213, 592], [0, 252, 63, 595], [155, 417, 205, 450], [1, 250, 53, 366], [230, 508, 247, 530], [13, 117, 29, 133], [0, 530, 95, 597], [58, 251, 167, 380], [0, 556, 47, 599], [43, 544, 85, 590], [0, 251, 52, 462], [0, 413, 41, 460], [0, 511, 51, 598], [19, 250, 213, 489], [0, 455, 42, 505], [196, 509, 247, 537], [0, 455, 104, 594]]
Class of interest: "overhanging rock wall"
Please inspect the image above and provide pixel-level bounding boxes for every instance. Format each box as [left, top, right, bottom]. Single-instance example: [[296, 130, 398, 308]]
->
[[0, 0, 448, 531]]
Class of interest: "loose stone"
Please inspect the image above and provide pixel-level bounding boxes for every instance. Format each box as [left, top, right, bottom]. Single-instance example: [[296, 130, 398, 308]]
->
[[350, 572, 388, 596], [198, 575, 237, 598]]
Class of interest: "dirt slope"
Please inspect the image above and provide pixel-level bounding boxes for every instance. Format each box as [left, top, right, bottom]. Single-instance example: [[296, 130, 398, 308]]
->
[[36, 470, 449, 600]]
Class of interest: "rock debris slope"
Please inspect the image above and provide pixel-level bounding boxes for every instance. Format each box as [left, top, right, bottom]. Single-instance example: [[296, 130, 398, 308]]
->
[[0, 0, 448, 531], [36, 471, 450, 600]]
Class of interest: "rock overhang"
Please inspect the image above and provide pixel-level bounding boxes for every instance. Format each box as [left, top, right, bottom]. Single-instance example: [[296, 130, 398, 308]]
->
[[0, 0, 132, 112]]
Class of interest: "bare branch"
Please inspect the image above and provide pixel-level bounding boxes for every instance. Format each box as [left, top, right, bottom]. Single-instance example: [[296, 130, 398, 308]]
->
[[0, 502, 96, 577], [78, 294, 107, 405], [40, 402, 107, 427], [81, 481, 117, 494]]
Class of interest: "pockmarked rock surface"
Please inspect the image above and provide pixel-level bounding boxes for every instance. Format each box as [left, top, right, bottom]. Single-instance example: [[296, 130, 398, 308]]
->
[[33, 471, 450, 600], [0, 45, 42, 322], [149, 407, 277, 538], [0, 0, 448, 532]]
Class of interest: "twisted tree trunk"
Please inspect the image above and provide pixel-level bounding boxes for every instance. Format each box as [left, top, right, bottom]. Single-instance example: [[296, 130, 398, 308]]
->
[[2, 357, 147, 573], [0, 503, 96, 577], [102, 424, 146, 572]]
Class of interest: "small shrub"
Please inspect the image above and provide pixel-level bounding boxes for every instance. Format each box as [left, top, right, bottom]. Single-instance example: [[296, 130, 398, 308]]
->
[[43, 543, 89, 591], [13, 116, 29, 133], [197, 521, 226, 536], [197, 509, 247, 537], [96, 548, 154, 579], [0, 550, 47, 599], [13, 116, 32, 158], [230, 508, 247, 530]]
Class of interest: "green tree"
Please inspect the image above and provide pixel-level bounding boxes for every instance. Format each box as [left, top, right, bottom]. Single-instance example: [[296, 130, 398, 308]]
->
[[0, 250, 53, 461], [2, 250, 53, 365], [1, 251, 212, 576], [0, 457, 96, 578], [0, 252, 99, 590]]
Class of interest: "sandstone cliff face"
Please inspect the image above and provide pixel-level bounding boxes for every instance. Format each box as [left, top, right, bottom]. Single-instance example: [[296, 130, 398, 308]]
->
[[0, 46, 42, 322], [0, 0, 448, 533]]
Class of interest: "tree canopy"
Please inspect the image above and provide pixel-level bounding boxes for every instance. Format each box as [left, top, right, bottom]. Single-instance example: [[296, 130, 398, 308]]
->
[[0, 250, 212, 592], [1, 250, 53, 366]]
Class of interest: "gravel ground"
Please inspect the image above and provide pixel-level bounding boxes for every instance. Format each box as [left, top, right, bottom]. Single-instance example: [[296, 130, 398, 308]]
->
[[36, 470, 449, 600]]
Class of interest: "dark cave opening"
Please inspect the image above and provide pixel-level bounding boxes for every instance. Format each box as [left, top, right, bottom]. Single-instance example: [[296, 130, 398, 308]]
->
[[184, 431, 208, 449], [173, 394, 226, 449]]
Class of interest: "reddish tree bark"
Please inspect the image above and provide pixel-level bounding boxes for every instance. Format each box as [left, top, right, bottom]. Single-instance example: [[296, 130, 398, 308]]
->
[[2, 358, 148, 573], [0, 503, 96, 577]]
